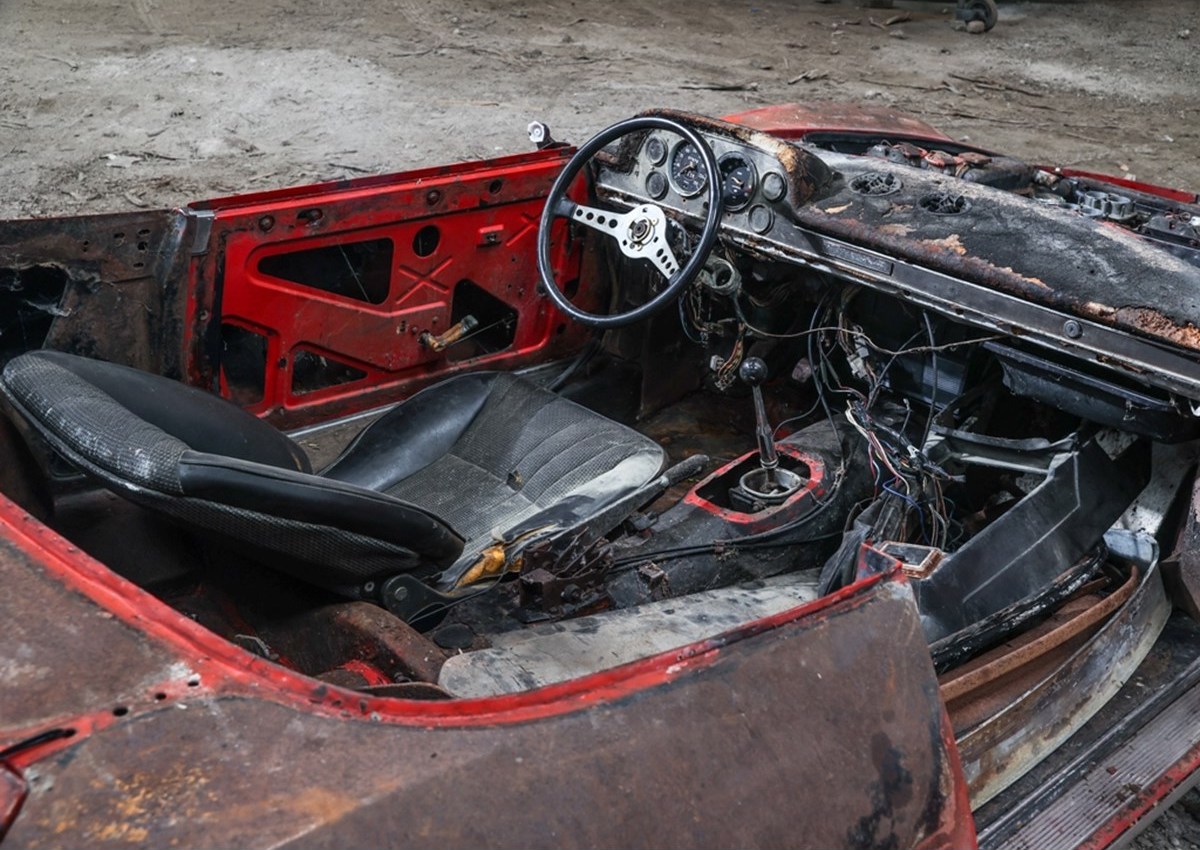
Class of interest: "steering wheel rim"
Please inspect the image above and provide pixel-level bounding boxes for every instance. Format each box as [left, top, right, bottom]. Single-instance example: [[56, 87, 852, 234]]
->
[[536, 115, 724, 329]]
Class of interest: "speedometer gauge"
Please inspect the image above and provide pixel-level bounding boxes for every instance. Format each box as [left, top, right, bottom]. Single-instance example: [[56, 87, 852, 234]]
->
[[669, 141, 708, 197], [718, 153, 757, 211]]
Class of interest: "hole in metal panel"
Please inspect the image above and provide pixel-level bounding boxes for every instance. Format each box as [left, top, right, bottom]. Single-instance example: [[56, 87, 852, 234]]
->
[[412, 225, 440, 258], [220, 323, 268, 406], [446, 279, 517, 363], [258, 238, 393, 304], [0, 265, 71, 362], [291, 349, 368, 396]]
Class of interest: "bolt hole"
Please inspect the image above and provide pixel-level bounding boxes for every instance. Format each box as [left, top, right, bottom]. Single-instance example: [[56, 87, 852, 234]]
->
[[154, 692, 167, 701], [112, 706, 129, 717], [137, 228, 151, 237], [137, 241, 148, 251], [488, 179, 503, 194]]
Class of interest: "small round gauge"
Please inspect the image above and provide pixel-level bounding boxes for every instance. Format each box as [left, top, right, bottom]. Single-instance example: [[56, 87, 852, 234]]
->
[[645, 135, 668, 166], [748, 204, 774, 234], [761, 171, 787, 202], [669, 141, 709, 197], [718, 153, 757, 211], [645, 171, 668, 200]]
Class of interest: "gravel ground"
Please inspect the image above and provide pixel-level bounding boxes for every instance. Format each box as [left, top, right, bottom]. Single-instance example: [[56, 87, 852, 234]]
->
[[2, 0, 1199, 843]]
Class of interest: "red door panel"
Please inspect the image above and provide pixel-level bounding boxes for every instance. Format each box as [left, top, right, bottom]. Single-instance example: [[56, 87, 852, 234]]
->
[[184, 149, 586, 428]]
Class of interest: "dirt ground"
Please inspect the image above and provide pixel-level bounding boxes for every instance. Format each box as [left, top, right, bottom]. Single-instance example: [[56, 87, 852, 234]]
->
[[2, 0, 1200, 843]]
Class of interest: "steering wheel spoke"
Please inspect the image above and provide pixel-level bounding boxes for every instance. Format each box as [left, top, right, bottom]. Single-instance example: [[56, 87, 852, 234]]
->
[[565, 201, 682, 279], [537, 116, 723, 328]]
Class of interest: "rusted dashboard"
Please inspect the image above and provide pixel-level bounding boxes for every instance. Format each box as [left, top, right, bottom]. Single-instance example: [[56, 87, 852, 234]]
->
[[595, 111, 1200, 406]]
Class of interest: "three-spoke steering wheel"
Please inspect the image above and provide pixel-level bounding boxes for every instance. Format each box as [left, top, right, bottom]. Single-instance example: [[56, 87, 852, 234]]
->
[[536, 116, 724, 329]]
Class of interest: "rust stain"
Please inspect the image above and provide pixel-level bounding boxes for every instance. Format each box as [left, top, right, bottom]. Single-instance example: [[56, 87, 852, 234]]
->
[[93, 822, 150, 843], [217, 784, 366, 832], [921, 234, 968, 257], [283, 786, 362, 823], [1112, 305, 1200, 350], [993, 266, 1049, 289], [1080, 301, 1117, 321], [879, 223, 913, 237]]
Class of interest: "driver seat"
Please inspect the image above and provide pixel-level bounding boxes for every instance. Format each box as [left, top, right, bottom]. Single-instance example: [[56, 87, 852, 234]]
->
[[0, 351, 665, 603]]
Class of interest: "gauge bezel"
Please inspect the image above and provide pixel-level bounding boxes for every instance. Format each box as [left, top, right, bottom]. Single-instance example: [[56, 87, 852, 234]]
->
[[645, 170, 668, 200], [668, 139, 710, 198], [717, 152, 759, 212], [760, 170, 787, 203], [644, 135, 668, 167]]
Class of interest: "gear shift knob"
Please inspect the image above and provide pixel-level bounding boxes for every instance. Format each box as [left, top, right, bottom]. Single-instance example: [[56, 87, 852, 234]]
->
[[739, 357, 768, 387], [739, 357, 778, 476]]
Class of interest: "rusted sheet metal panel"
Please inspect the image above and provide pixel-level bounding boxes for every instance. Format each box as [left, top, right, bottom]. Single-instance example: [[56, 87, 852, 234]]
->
[[0, 210, 192, 377], [0, 495, 973, 849], [954, 551, 1169, 807], [0, 530, 183, 737]]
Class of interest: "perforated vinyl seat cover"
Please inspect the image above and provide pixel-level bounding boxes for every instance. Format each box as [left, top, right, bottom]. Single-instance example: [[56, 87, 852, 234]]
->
[[0, 351, 665, 590]]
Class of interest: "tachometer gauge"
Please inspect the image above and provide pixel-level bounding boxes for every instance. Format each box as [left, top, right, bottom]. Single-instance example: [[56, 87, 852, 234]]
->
[[718, 153, 757, 211], [669, 141, 709, 197]]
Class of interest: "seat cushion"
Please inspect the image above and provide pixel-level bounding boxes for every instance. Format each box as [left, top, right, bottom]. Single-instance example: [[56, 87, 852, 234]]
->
[[329, 373, 666, 582]]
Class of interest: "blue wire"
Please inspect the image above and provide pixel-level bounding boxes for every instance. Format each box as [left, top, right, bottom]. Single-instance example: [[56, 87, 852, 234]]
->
[[881, 480, 928, 544]]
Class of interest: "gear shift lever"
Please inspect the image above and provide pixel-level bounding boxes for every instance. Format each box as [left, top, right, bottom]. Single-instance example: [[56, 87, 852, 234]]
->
[[735, 357, 804, 506], [739, 357, 780, 486]]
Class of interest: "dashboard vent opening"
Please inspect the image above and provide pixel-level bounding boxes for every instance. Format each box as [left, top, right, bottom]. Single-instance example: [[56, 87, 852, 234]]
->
[[850, 171, 902, 196], [918, 192, 971, 215]]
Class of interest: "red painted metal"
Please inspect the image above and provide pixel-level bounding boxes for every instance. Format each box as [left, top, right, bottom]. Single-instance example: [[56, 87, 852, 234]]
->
[[0, 762, 27, 842], [683, 444, 827, 532], [722, 101, 955, 144], [185, 149, 589, 428]]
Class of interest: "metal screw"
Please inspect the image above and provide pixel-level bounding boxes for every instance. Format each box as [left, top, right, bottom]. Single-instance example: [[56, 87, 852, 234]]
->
[[1063, 319, 1083, 339], [258, 215, 274, 232], [393, 586, 409, 601]]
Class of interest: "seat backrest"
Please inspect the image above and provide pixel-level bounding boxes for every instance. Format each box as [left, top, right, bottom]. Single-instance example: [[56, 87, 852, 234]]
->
[[0, 351, 464, 589]]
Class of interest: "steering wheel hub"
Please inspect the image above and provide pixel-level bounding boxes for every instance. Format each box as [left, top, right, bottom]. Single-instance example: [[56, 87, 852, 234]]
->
[[629, 217, 654, 244]]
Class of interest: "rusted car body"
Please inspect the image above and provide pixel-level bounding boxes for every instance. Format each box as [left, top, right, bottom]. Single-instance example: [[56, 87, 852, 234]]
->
[[1, 102, 1199, 848]]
